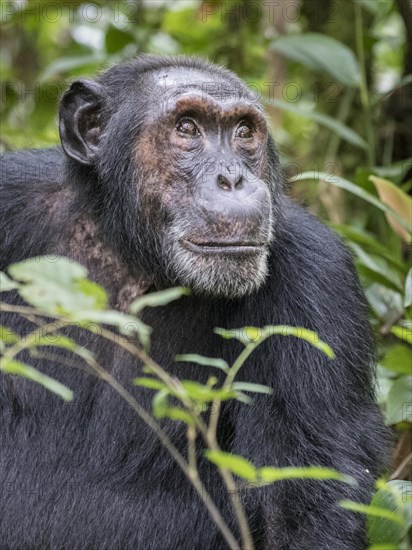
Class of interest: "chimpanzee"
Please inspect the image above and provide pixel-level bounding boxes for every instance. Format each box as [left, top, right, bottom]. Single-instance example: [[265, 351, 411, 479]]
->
[[0, 55, 387, 550]]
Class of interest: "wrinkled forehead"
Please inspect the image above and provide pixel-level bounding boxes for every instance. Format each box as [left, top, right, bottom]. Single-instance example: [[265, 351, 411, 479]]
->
[[148, 66, 258, 107]]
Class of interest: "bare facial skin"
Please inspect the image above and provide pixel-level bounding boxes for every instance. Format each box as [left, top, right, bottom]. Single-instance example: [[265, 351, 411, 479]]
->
[[134, 68, 274, 298]]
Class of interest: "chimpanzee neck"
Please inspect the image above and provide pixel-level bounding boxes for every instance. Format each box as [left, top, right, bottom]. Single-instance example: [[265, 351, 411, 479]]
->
[[66, 215, 154, 311]]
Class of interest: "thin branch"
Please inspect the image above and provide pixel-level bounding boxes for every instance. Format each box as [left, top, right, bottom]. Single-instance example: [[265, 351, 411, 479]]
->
[[389, 452, 412, 481], [1, 302, 240, 550]]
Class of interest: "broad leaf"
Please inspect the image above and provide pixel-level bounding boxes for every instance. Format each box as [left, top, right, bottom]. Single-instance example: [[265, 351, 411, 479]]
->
[[291, 173, 412, 233], [9, 257, 108, 314], [382, 346, 412, 375], [386, 376, 412, 425], [0, 272, 20, 292], [264, 98, 367, 150], [270, 33, 361, 87]]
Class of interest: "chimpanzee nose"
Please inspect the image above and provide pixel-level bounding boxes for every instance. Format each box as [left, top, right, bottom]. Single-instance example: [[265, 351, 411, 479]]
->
[[216, 170, 243, 191]]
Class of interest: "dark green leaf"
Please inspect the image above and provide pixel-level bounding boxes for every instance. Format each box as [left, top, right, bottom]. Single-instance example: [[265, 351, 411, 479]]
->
[[264, 98, 368, 150], [386, 376, 412, 424], [270, 33, 361, 87]]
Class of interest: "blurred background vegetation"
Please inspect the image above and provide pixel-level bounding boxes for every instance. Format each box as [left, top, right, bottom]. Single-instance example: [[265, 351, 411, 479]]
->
[[1, 0, 411, 543]]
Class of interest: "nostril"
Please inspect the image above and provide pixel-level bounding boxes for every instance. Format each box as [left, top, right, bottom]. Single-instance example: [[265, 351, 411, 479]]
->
[[217, 174, 231, 191]]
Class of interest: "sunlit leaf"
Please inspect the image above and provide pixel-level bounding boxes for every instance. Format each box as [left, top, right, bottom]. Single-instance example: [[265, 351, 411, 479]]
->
[[9, 257, 108, 314], [382, 346, 412, 375], [0, 325, 19, 345], [152, 389, 170, 419], [0, 272, 20, 292], [205, 450, 257, 481], [161, 407, 194, 425], [181, 381, 236, 403], [391, 324, 412, 344], [260, 466, 354, 484], [133, 377, 166, 391]]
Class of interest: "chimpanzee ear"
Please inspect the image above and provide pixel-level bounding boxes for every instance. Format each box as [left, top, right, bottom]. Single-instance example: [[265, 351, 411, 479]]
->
[[59, 79, 105, 166]]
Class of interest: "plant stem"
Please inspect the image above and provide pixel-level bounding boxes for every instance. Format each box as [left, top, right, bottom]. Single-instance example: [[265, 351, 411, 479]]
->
[[1, 302, 240, 550], [354, 1, 375, 166]]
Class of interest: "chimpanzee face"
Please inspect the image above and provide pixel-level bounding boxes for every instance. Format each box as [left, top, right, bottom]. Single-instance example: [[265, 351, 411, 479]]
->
[[59, 64, 277, 298]]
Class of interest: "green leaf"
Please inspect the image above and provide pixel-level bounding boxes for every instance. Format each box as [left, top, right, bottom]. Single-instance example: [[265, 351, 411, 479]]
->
[[130, 288, 189, 314], [215, 325, 335, 358], [161, 407, 194, 425], [133, 377, 166, 391], [105, 25, 134, 54], [214, 326, 262, 345], [260, 466, 354, 484], [340, 501, 404, 528], [290, 173, 412, 234], [232, 382, 273, 395], [0, 325, 19, 345], [369, 176, 412, 243], [9, 257, 108, 314], [270, 33, 361, 87], [0, 358, 73, 401], [0, 271, 20, 292], [205, 451, 257, 481], [386, 376, 412, 425], [264, 98, 368, 150], [365, 481, 411, 544], [152, 389, 170, 419], [333, 224, 406, 274], [356, 263, 403, 293], [181, 381, 236, 403], [382, 346, 412, 375], [391, 324, 412, 344], [39, 53, 106, 81], [269, 326, 335, 358], [175, 354, 229, 373], [74, 310, 152, 349], [404, 269, 412, 308]]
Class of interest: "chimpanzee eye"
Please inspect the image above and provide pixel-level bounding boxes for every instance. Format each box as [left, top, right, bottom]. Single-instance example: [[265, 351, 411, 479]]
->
[[176, 118, 199, 137], [236, 121, 254, 139]]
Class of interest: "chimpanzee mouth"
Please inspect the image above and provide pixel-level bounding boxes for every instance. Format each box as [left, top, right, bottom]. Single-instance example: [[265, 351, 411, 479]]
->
[[182, 239, 267, 255]]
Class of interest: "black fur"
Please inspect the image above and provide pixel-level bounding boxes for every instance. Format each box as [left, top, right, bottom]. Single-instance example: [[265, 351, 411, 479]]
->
[[0, 55, 388, 550]]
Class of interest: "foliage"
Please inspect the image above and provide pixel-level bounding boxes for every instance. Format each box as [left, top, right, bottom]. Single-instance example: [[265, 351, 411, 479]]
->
[[1, 0, 411, 547], [1, 257, 352, 550]]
